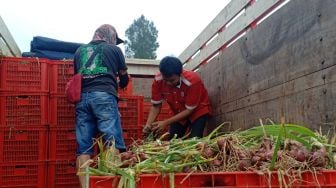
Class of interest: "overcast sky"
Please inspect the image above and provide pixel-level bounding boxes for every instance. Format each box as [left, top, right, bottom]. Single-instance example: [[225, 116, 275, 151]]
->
[[0, 0, 231, 59]]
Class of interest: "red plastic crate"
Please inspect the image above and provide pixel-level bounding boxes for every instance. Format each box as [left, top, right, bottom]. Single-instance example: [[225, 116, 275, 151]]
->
[[49, 128, 77, 160], [50, 95, 75, 128], [171, 172, 242, 188], [89, 170, 336, 188], [0, 93, 49, 127], [91, 174, 231, 188], [49, 60, 74, 95], [256, 170, 336, 188], [0, 126, 48, 162], [47, 160, 80, 188], [140, 171, 336, 188], [0, 57, 49, 92], [0, 161, 47, 188], [118, 95, 144, 129]]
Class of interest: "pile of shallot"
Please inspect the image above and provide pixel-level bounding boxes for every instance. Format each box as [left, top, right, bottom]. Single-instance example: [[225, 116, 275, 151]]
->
[[85, 123, 335, 184]]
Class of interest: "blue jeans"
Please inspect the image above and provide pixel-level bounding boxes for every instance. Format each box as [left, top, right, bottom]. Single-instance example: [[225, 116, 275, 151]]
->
[[75, 91, 126, 155]]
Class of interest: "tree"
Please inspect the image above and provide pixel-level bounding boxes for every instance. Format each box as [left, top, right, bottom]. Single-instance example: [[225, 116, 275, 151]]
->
[[125, 15, 159, 59]]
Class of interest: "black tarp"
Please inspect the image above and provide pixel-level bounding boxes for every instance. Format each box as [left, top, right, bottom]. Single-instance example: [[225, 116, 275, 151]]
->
[[22, 36, 83, 60], [30, 36, 83, 53]]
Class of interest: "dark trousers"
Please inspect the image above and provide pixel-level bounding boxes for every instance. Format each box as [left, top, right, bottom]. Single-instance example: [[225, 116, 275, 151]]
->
[[169, 115, 208, 139]]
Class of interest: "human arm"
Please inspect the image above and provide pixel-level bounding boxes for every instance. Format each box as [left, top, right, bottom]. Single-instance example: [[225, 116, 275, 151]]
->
[[117, 49, 129, 88], [143, 103, 162, 133], [103, 45, 129, 89], [151, 108, 193, 133], [143, 78, 163, 134], [118, 69, 129, 88]]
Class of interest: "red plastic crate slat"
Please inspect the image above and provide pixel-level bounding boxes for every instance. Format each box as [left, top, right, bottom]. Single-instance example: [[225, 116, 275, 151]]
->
[[0, 162, 47, 188], [49, 128, 77, 160], [118, 96, 144, 129], [0, 57, 49, 92], [50, 95, 75, 128], [0, 126, 48, 162], [0, 93, 49, 127], [49, 61, 74, 95], [47, 160, 80, 188]]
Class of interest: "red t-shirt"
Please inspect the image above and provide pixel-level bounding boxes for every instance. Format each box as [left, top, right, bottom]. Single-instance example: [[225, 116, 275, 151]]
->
[[151, 70, 212, 123]]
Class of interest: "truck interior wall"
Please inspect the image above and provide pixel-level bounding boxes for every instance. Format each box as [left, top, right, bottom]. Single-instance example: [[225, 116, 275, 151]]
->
[[197, 0, 336, 133], [0, 38, 11, 56], [0, 16, 21, 57], [132, 77, 154, 101]]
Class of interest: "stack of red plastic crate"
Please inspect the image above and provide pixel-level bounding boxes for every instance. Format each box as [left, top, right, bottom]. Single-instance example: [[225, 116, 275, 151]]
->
[[0, 56, 170, 187], [48, 60, 79, 188], [0, 57, 49, 187], [118, 83, 144, 147]]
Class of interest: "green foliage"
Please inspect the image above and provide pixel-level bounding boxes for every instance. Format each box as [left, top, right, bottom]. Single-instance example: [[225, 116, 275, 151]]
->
[[239, 124, 327, 149], [125, 14, 159, 59]]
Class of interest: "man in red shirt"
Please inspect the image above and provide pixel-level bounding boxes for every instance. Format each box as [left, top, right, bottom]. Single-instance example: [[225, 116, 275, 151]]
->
[[144, 56, 212, 139]]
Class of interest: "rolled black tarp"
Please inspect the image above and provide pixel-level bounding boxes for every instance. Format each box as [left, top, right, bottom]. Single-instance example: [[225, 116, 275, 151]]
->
[[22, 49, 74, 60], [30, 36, 83, 53]]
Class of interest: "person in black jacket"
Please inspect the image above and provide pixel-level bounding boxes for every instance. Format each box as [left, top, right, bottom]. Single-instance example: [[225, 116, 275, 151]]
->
[[74, 24, 129, 188]]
